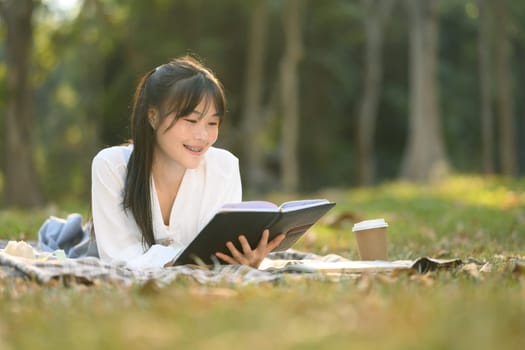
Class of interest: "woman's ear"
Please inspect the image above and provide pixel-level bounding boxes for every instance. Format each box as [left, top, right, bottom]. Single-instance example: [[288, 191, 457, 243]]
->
[[148, 108, 158, 130]]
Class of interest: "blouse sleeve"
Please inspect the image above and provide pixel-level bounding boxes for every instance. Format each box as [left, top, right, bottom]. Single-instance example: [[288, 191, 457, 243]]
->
[[195, 148, 243, 231], [91, 148, 179, 269], [222, 155, 242, 204]]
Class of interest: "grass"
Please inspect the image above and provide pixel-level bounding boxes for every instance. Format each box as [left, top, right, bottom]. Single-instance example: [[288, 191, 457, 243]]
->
[[1, 175, 524, 349]]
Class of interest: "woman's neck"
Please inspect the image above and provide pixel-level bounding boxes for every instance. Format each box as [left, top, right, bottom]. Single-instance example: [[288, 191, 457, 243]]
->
[[152, 159, 185, 187], [151, 153, 186, 226]]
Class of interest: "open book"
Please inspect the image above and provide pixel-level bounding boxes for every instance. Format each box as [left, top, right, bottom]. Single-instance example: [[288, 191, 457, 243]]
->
[[173, 199, 336, 265], [259, 257, 463, 274]]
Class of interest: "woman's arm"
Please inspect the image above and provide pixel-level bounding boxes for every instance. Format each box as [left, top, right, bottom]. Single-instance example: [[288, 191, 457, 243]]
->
[[91, 148, 179, 269]]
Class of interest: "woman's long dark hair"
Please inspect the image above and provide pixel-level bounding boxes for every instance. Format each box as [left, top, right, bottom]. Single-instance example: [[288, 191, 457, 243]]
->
[[123, 56, 226, 248]]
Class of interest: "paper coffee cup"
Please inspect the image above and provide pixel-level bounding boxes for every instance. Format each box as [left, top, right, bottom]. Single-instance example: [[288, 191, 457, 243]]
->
[[352, 218, 388, 260]]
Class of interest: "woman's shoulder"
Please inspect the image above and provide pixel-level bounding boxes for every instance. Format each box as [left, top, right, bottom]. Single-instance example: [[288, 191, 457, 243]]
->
[[204, 147, 239, 174], [92, 144, 133, 169], [205, 147, 238, 165]]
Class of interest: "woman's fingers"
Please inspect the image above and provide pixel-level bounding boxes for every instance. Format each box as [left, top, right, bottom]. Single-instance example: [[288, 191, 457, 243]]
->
[[215, 230, 287, 268], [266, 232, 286, 251], [226, 240, 249, 265], [256, 229, 270, 250], [255, 229, 284, 252], [215, 251, 237, 264], [238, 235, 253, 258]]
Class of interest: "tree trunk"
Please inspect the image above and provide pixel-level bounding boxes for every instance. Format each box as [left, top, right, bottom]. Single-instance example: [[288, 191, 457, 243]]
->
[[401, 0, 449, 182], [0, 0, 43, 207], [79, 0, 107, 190], [356, 0, 395, 186], [477, 0, 495, 174], [241, 0, 269, 195], [493, 0, 517, 176], [280, 0, 303, 193]]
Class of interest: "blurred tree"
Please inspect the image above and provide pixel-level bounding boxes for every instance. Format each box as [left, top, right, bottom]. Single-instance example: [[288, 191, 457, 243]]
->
[[356, 0, 395, 186], [241, 0, 270, 194], [438, 1, 482, 173], [2, 0, 522, 203], [299, 1, 364, 190], [477, 0, 495, 174], [32, 0, 123, 201], [401, 0, 449, 182], [280, 0, 303, 193], [0, 0, 43, 207], [493, 0, 517, 176]]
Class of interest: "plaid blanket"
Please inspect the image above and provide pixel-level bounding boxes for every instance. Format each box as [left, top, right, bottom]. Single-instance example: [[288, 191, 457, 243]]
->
[[0, 240, 348, 286], [0, 241, 464, 287], [0, 252, 282, 286]]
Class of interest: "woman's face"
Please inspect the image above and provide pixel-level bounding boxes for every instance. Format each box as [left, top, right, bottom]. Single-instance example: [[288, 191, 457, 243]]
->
[[150, 98, 220, 169]]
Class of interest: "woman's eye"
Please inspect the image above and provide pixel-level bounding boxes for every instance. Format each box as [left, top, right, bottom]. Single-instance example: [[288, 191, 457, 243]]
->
[[184, 118, 197, 124], [208, 122, 219, 126]]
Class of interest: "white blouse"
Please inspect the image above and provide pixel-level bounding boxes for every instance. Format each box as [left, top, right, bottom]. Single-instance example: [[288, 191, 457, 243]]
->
[[91, 144, 242, 269]]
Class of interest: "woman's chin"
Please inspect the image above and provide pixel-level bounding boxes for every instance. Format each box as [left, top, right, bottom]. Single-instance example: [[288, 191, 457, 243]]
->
[[183, 157, 203, 169]]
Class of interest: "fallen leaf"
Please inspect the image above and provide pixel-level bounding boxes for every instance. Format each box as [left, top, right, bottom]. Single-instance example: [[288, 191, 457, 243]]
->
[[190, 287, 238, 298], [435, 249, 450, 258], [511, 261, 525, 277], [325, 211, 362, 228], [410, 273, 434, 287], [503, 191, 521, 208], [139, 279, 161, 295], [461, 263, 481, 280], [356, 273, 373, 294], [479, 262, 492, 273], [376, 274, 397, 285], [390, 268, 416, 278]]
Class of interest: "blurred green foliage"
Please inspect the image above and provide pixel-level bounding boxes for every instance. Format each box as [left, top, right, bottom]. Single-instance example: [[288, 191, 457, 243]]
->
[[0, 0, 524, 204]]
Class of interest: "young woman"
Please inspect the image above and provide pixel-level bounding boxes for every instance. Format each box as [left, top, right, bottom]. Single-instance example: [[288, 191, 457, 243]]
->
[[91, 56, 284, 269]]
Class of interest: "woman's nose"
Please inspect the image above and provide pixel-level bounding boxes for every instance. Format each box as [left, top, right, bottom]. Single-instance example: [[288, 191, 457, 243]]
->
[[193, 122, 207, 140]]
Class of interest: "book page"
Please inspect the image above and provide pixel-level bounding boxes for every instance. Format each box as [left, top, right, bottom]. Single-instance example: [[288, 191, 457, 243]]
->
[[280, 199, 330, 212], [279, 260, 413, 273], [220, 201, 279, 212]]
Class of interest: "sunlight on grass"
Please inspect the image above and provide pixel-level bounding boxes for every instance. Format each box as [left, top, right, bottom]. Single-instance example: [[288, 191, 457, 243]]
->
[[435, 175, 525, 209], [1, 175, 524, 349], [308, 175, 525, 261], [0, 203, 88, 241], [371, 175, 525, 210]]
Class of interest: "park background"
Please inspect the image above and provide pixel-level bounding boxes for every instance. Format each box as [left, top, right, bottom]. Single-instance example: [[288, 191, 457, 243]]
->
[[1, 2, 525, 349], [1, 0, 524, 209]]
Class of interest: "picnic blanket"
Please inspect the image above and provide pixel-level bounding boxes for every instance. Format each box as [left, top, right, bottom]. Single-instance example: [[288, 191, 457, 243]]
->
[[1, 239, 464, 286], [0, 213, 467, 286], [0, 250, 280, 286]]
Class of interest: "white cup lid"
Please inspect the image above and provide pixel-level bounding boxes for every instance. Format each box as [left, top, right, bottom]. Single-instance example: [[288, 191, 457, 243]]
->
[[352, 218, 388, 231]]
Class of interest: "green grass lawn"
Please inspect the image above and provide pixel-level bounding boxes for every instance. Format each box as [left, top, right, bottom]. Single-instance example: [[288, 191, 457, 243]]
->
[[1, 175, 524, 350]]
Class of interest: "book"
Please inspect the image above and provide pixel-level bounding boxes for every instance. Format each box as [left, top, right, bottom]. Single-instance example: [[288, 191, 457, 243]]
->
[[173, 199, 336, 265], [259, 257, 463, 274], [259, 259, 414, 273]]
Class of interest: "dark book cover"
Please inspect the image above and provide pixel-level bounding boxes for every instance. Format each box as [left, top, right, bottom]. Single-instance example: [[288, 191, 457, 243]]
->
[[174, 200, 336, 265]]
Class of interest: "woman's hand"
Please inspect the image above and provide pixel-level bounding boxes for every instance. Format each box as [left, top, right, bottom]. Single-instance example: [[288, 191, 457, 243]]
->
[[215, 229, 286, 268]]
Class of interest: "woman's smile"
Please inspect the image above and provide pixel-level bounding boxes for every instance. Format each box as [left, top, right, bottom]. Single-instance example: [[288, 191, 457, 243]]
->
[[184, 144, 205, 154]]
